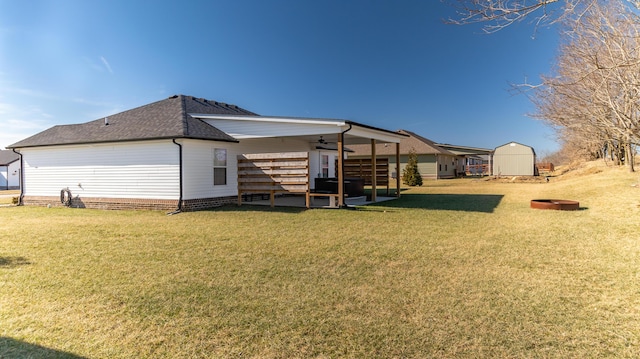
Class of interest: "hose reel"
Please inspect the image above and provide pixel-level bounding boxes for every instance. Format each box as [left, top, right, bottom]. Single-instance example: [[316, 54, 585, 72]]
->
[[60, 188, 72, 207]]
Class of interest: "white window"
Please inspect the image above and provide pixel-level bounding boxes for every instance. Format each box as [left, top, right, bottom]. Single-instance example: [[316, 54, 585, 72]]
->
[[321, 154, 329, 178], [213, 148, 227, 185]]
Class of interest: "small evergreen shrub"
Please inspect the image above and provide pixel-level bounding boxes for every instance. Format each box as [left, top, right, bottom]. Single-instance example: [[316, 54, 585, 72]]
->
[[402, 149, 423, 186]]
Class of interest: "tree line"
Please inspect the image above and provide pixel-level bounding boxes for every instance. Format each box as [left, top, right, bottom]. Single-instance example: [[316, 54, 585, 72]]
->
[[447, 0, 640, 171]]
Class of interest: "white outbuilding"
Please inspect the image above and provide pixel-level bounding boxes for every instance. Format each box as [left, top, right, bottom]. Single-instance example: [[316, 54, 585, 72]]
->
[[492, 142, 537, 176]]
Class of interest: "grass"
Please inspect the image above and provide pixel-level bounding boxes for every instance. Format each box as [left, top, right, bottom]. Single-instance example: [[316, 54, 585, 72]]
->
[[1, 161, 640, 358], [0, 190, 19, 205]]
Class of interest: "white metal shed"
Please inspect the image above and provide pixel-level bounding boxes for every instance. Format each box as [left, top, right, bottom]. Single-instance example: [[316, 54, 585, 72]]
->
[[492, 142, 537, 176]]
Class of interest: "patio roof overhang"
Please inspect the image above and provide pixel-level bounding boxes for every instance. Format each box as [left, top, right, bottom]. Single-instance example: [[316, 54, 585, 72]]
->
[[190, 114, 407, 145]]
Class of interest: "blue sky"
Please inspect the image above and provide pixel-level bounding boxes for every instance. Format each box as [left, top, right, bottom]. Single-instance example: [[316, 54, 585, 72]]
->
[[0, 0, 561, 155]]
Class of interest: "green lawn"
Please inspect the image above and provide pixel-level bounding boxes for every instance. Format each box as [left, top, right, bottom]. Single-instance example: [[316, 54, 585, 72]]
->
[[1, 162, 640, 358]]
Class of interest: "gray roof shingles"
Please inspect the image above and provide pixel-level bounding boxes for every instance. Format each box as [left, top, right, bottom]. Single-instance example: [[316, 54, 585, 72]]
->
[[8, 95, 257, 148], [0, 150, 20, 165]]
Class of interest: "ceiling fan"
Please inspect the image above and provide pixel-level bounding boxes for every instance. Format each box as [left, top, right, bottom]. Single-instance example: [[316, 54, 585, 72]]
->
[[317, 136, 335, 144]]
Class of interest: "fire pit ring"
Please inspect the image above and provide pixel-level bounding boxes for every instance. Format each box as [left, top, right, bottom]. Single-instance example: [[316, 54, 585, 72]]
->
[[530, 199, 580, 211]]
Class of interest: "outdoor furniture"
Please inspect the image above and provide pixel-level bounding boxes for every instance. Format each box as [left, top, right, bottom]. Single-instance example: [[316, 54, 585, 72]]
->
[[314, 177, 365, 197]]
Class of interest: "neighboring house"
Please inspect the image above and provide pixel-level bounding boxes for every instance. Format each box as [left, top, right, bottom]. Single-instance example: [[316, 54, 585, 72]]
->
[[492, 141, 538, 176], [348, 129, 459, 180], [8, 95, 405, 211], [436, 143, 493, 176], [0, 150, 20, 190]]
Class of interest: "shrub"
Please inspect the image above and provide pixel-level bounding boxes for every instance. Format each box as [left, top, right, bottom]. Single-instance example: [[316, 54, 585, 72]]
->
[[402, 149, 423, 186]]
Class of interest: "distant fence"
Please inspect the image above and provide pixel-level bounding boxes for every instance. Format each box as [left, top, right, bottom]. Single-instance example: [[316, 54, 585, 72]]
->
[[536, 162, 555, 172], [465, 164, 490, 176]]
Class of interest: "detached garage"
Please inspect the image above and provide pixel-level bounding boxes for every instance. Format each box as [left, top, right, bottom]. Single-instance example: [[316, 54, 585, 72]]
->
[[492, 142, 537, 176]]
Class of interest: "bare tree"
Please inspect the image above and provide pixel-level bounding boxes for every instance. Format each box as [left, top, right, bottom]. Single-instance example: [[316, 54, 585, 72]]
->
[[530, 0, 640, 171], [445, 0, 639, 32], [445, 0, 580, 32], [447, 0, 640, 169]]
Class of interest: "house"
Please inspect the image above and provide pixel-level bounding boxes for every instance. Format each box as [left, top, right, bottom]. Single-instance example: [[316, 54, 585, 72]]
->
[[7, 95, 406, 211], [0, 150, 21, 190], [348, 129, 460, 180], [435, 143, 493, 176], [492, 141, 538, 176]]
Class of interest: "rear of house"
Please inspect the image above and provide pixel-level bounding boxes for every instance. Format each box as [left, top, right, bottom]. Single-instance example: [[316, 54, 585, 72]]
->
[[492, 142, 537, 176], [8, 95, 404, 210], [7, 96, 255, 210]]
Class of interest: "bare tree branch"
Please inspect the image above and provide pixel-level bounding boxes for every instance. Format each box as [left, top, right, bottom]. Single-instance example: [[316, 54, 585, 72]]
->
[[444, 0, 569, 32]]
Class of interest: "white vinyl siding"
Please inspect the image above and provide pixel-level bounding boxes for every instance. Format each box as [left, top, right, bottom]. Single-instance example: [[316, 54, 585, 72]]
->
[[0, 159, 20, 189], [22, 141, 180, 199], [181, 138, 314, 200], [7, 160, 20, 188]]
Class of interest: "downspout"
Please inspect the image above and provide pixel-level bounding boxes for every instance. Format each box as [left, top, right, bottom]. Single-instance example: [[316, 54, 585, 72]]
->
[[11, 149, 23, 205], [339, 123, 353, 209], [168, 139, 183, 215]]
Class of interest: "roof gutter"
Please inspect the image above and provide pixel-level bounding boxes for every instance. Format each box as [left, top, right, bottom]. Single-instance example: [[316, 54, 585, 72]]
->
[[7, 136, 239, 150], [11, 149, 24, 205], [167, 139, 183, 215]]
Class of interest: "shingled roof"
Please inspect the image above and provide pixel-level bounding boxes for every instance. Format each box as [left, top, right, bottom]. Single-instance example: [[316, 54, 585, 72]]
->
[[8, 95, 257, 148], [0, 150, 20, 165], [348, 129, 456, 156]]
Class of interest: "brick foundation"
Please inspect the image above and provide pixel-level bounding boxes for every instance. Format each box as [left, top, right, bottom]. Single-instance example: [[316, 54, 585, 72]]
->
[[181, 196, 237, 211], [22, 195, 238, 212]]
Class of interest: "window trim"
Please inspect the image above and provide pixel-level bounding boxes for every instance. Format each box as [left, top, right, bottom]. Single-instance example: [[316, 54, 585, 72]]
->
[[213, 148, 227, 186]]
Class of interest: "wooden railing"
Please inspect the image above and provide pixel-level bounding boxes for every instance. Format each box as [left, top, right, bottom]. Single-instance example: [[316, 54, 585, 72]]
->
[[341, 158, 390, 195], [237, 152, 310, 207]]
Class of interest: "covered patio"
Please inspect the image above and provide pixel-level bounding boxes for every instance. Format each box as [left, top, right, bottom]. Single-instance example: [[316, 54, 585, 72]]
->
[[191, 114, 408, 208]]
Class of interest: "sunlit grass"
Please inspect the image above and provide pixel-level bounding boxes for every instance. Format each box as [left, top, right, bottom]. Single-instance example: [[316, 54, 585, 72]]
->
[[0, 190, 19, 205], [1, 161, 640, 358]]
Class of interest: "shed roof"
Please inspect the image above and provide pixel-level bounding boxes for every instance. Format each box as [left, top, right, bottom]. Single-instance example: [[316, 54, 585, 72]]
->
[[0, 150, 20, 165], [494, 141, 536, 155], [348, 129, 456, 156], [8, 95, 255, 148]]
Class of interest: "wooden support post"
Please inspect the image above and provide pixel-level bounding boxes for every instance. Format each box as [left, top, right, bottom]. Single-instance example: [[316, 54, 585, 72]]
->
[[337, 132, 345, 207], [396, 142, 401, 197], [370, 139, 377, 202]]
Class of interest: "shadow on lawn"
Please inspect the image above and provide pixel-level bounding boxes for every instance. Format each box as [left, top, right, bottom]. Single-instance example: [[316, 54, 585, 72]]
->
[[0, 337, 87, 359], [368, 193, 504, 213], [0, 256, 30, 268], [207, 205, 307, 214]]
